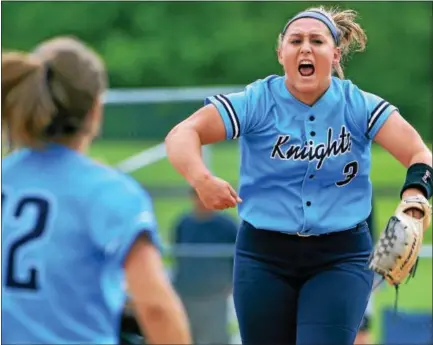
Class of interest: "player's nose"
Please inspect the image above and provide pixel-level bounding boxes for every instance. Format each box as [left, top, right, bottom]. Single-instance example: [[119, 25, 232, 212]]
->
[[300, 41, 312, 54]]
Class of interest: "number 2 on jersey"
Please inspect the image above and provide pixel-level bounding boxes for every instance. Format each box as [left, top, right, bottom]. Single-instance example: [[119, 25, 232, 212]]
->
[[2, 193, 50, 291], [336, 161, 359, 187]]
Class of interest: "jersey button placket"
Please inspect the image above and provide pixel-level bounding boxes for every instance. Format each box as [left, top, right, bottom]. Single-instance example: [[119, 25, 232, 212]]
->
[[307, 115, 316, 180], [307, 114, 316, 142], [300, 115, 316, 234], [301, 164, 316, 234]]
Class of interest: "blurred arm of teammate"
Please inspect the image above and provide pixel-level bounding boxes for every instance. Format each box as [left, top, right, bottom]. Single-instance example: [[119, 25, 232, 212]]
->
[[125, 233, 192, 344], [165, 104, 242, 210], [375, 110, 432, 221]]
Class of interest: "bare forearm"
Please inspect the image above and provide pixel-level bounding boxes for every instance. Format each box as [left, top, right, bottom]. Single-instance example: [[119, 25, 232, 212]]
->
[[137, 309, 191, 344], [135, 289, 191, 344], [408, 148, 432, 168], [165, 125, 211, 186]]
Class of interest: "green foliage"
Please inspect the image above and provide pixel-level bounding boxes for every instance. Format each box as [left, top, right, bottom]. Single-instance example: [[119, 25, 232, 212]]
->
[[3, 2, 431, 139]]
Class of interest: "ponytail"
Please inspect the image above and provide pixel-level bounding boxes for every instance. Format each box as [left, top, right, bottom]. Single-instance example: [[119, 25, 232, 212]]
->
[[2, 52, 56, 150]]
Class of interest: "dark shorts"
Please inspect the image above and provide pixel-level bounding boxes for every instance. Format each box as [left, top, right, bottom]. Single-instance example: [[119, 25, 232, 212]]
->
[[233, 221, 374, 345]]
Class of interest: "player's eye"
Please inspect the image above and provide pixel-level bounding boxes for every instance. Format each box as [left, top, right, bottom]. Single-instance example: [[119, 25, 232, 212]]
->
[[290, 39, 302, 44], [312, 39, 323, 44]]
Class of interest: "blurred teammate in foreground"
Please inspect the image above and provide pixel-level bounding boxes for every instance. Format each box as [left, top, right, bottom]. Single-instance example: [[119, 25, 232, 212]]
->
[[165, 5, 432, 345], [1, 37, 191, 344]]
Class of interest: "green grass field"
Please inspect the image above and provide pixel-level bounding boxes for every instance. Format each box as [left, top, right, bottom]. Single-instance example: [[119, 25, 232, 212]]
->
[[91, 139, 431, 342]]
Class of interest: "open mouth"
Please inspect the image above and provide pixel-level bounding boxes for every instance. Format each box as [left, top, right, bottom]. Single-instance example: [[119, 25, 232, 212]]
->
[[298, 60, 315, 77]]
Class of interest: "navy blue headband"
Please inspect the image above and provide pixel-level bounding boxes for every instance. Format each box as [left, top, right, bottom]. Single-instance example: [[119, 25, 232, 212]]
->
[[282, 10, 340, 45]]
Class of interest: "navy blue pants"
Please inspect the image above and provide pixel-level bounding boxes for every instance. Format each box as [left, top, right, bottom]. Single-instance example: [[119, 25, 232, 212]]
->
[[233, 221, 374, 345]]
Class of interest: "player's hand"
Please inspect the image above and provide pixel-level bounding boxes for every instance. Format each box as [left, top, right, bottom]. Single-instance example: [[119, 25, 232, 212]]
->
[[402, 188, 426, 220], [404, 208, 424, 219], [194, 175, 242, 210]]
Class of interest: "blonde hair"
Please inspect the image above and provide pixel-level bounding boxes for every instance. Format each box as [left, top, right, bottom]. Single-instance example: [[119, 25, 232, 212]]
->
[[1, 36, 107, 151], [278, 6, 367, 79]]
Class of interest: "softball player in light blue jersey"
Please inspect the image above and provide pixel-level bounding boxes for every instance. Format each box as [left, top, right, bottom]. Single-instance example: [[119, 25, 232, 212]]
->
[[2, 37, 191, 344], [166, 6, 433, 345]]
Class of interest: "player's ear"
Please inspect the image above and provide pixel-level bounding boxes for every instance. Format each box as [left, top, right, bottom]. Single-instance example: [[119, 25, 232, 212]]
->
[[276, 34, 284, 66], [332, 47, 341, 66], [277, 47, 284, 65]]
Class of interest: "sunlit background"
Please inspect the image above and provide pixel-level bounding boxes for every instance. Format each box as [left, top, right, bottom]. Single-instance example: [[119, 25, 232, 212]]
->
[[2, 1, 432, 344]]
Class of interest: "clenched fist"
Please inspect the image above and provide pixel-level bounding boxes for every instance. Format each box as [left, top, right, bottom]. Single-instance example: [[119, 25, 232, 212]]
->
[[194, 175, 242, 210]]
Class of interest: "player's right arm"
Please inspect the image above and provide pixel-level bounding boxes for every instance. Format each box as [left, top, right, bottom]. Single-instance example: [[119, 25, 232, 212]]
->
[[165, 104, 240, 210], [165, 103, 226, 188], [165, 85, 265, 210], [125, 234, 191, 345]]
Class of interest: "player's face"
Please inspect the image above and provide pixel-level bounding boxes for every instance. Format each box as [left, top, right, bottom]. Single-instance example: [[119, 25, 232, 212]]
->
[[278, 18, 341, 102]]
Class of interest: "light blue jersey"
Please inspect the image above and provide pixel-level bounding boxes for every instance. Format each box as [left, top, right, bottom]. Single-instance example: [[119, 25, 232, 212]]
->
[[2, 144, 160, 344], [205, 75, 397, 235]]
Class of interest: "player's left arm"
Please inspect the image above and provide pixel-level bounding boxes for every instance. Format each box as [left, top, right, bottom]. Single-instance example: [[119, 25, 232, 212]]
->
[[374, 111, 432, 195], [349, 86, 432, 221], [368, 111, 432, 284], [374, 111, 432, 224], [348, 86, 431, 237]]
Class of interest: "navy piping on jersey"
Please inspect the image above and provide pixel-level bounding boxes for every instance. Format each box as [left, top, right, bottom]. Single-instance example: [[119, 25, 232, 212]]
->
[[215, 94, 240, 139], [367, 100, 390, 135]]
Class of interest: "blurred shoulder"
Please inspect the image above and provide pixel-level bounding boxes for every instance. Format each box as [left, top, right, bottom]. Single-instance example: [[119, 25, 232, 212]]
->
[[2, 148, 30, 171], [80, 156, 150, 203]]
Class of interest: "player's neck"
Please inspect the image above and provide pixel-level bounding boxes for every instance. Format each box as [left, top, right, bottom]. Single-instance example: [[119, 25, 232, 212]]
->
[[285, 78, 331, 106], [51, 135, 91, 154]]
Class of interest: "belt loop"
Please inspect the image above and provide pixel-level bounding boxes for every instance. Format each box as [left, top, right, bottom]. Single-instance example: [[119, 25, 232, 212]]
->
[[296, 232, 314, 237]]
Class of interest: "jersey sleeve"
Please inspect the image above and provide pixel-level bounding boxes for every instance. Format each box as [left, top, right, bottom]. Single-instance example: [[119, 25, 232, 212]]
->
[[348, 83, 398, 140], [89, 176, 161, 265], [204, 81, 266, 140]]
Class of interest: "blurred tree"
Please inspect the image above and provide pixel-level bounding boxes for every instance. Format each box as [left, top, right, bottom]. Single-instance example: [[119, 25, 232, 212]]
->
[[2, 1, 431, 139]]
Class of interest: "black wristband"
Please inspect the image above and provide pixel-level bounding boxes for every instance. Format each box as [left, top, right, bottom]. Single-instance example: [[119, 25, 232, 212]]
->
[[400, 163, 433, 199]]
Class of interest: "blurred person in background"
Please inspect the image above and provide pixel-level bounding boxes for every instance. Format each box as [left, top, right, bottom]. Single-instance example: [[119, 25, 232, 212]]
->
[[165, 5, 432, 345], [171, 188, 238, 344], [1, 36, 191, 344]]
